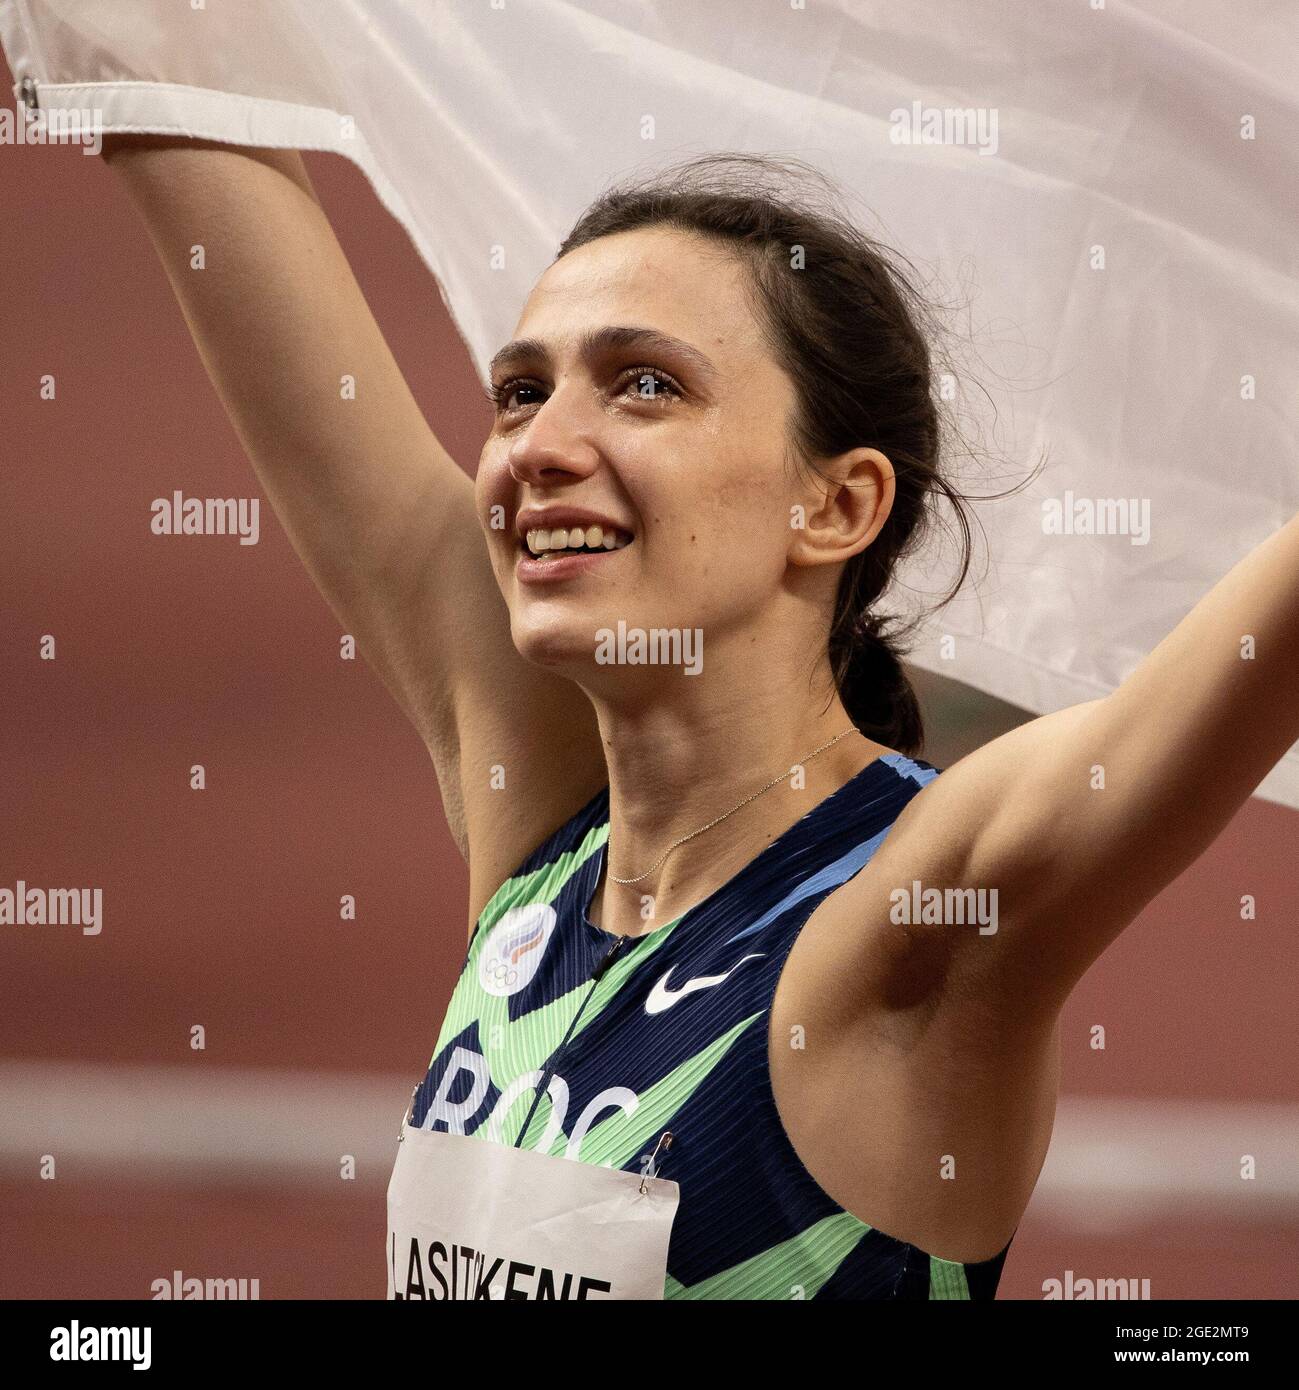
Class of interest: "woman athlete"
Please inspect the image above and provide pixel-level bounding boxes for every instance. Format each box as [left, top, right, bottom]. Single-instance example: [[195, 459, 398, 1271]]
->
[[99, 137, 1299, 1300]]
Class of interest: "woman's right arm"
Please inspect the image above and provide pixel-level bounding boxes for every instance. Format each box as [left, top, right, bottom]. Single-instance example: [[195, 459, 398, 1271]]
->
[[99, 136, 606, 932]]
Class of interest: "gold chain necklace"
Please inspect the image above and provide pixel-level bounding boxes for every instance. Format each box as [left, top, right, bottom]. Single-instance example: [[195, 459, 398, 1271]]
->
[[606, 726, 858, 886]]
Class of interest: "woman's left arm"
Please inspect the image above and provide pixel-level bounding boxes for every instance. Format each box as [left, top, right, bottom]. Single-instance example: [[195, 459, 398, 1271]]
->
[[908, 510, 1299, 1014]]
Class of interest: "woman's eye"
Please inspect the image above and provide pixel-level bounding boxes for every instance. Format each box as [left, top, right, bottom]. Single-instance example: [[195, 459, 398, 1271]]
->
[[487, 367, 681, 417], [619, 368, 680, 401], [487, 379, 543, 413]]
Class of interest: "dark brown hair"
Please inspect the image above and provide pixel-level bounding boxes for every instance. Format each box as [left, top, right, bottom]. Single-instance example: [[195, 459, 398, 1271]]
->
[[557, 152, 1022, 755]]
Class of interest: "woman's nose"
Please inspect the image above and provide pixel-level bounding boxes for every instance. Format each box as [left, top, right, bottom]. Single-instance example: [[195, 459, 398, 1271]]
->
[[506, 386, 601, 487]]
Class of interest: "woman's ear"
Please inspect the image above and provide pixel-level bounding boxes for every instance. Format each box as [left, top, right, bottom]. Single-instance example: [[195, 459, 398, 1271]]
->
[[788, 447, 895, 568]]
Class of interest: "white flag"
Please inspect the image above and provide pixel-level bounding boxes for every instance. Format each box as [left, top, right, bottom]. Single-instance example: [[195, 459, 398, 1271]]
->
[[4, 0, 1296, 803]]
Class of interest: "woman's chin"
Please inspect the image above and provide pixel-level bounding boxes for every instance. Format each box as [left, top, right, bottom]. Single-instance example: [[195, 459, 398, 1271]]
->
[[511, 620, 602, 674]]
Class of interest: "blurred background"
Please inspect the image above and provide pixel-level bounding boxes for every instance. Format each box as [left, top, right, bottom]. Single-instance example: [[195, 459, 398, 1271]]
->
[[2, 106, 1296, 1300]]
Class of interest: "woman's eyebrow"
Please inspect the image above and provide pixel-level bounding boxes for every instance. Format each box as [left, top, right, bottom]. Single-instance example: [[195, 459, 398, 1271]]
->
[[488, 324, 720, 386]]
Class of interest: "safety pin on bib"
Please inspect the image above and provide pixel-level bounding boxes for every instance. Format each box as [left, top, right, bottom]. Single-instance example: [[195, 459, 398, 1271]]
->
[[396, 1084, 419, 1142], [639, 1131, 674, 1194]]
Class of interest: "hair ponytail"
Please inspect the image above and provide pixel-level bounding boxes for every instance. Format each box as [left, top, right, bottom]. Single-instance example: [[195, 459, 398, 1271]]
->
[[829, 611, 923, 755]]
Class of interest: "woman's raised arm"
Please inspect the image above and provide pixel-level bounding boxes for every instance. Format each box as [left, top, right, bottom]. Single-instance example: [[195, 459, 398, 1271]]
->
[[99, 136, 605, 928]]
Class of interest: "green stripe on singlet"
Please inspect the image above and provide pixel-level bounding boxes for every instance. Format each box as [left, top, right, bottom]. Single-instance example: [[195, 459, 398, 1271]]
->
[[483, 928, 683, 1141], [528, 1012, 759, 1167], [663, 1211, 870, 1300], [475, 820, 610, 934], [928, 1256, 971, 1299], [428, 822, 611, 1077], [438, 832, 687, 1128]]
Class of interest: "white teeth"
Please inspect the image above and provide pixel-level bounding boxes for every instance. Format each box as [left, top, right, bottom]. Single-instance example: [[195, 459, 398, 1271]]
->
[[523, 522, 634, 556]]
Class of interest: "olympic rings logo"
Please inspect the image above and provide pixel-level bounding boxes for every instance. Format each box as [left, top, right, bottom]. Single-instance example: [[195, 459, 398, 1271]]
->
[[477, 903, 558, 997], [484, 958, 519, 989]]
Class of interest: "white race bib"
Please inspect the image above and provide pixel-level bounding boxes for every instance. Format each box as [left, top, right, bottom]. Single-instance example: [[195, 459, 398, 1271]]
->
[[387, 1122, 680, 1300]]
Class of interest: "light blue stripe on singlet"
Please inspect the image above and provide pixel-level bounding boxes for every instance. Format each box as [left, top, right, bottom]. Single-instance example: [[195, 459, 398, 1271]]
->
[[722, 829, 890, 946], [721, 758, 938, 948], [881, 753, 939, 787]]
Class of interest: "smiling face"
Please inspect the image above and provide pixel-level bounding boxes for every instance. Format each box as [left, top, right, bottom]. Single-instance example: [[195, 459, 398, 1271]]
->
[[474, 226, 882, 694]]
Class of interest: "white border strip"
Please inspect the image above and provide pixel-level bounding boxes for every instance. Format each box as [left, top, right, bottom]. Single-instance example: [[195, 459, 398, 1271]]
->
[[0, 1059, 409, 1186], [24, 78, 358, 150], [2, 1060, 1296, 1226], [1032, 1095, 1299, 1229]]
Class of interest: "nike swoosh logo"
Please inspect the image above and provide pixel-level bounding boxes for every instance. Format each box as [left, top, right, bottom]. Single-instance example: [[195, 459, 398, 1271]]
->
[[644, 953, 766, 1015]]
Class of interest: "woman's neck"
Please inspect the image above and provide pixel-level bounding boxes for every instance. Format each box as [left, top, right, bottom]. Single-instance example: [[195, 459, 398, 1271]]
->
[[584, 695, 887, 939]]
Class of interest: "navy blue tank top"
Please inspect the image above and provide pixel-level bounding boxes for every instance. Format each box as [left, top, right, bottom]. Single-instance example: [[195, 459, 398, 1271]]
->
[[406, 752, 1012, 1299]]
